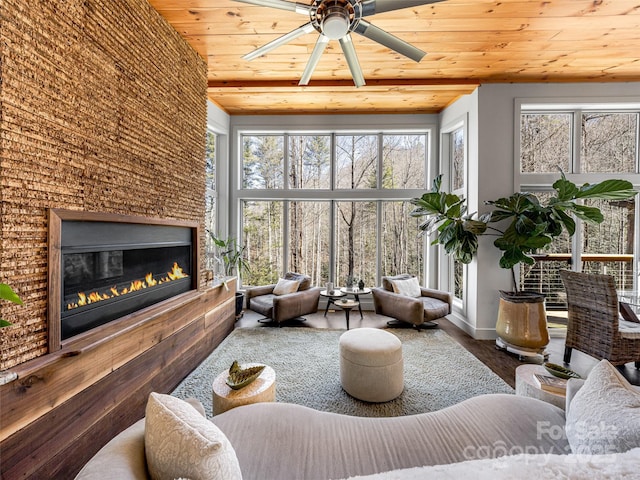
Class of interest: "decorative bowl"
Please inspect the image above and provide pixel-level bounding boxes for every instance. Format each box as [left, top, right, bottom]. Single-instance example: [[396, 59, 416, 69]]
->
[[226, 361, 266, 390], [543, 362, 581, 380]]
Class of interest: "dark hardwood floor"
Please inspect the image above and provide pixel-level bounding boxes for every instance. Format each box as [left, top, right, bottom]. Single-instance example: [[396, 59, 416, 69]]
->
[[236, 309, 640, 388]]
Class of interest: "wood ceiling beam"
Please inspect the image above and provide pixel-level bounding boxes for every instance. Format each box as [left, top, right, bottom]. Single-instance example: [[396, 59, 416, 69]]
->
[[207, 78, 481, 89]]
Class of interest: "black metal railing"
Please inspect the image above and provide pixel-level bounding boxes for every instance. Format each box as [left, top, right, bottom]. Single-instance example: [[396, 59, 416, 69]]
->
[[520, 254, 634, 310]]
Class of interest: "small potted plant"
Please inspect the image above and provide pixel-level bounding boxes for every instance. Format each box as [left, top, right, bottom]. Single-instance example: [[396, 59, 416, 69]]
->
[[208, 233, 251, 317], [410, 172, 636, 357]]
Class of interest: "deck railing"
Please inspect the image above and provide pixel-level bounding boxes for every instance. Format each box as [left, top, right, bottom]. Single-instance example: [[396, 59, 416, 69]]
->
[[520, 254, 634, 310]]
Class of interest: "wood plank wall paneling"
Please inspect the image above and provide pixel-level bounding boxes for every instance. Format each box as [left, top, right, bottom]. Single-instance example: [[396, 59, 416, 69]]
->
[[0, 0, 218, 478], [0, 283, 236, 479], [0, 0, 207, 370]]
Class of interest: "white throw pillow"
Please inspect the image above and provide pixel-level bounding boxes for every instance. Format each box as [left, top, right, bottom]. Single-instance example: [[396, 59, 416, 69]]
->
[[338, 448, 640, 480], [566, 359, 640, 454], [273, 277, 300, 295], [390, 277, 422, 298], [145, 392, 242, 480]]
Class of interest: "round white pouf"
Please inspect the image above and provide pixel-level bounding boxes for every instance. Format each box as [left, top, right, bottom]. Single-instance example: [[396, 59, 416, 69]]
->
[[339, 328, 404, 402]]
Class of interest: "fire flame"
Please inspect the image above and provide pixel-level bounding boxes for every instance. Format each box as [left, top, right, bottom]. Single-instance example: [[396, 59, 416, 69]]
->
[[66, 262, 189, 311]]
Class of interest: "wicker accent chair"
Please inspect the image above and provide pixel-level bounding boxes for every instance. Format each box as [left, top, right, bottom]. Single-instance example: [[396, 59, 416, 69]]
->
[[559, 270, 640, 368]]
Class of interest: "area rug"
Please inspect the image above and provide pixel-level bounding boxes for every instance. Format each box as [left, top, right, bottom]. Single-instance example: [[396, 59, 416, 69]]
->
[[172, 327, 513, 418]]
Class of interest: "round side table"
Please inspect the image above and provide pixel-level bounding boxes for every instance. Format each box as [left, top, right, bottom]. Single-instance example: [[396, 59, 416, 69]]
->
[[212, 364, 276, 415], [335, 299, 359, 330], [321, 289, 346, 317], [515, 364, 565, 410], [340, 287, 372, 319]]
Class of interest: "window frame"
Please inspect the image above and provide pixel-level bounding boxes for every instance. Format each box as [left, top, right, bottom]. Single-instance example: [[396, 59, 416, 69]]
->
[[232, 126, 435, 288], [440, 115, 468, 313], [515, 99, 640, 291]]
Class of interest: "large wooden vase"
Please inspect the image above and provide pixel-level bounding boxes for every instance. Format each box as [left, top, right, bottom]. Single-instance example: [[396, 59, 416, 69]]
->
[[496, 291, 549, 352]]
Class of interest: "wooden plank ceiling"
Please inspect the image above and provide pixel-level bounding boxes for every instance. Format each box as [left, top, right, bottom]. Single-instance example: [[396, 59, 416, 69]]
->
[[148, 0, 640, 115]]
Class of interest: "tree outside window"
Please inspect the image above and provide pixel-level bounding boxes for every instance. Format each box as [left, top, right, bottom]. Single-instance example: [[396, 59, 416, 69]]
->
[[242, 135, 284, 189]]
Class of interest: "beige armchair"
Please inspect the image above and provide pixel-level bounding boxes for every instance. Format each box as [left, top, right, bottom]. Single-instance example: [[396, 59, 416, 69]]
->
[[245, 272, 321, 326], [372, 274, 452, 329]]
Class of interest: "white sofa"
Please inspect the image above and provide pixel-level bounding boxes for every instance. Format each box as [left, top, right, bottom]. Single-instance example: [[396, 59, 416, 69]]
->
[[75, 360, 640, 480]]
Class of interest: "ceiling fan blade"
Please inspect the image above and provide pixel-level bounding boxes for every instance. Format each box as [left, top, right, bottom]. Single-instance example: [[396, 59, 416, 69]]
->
[[233, 0, 310, 15], [361, 0, 445, 16], [354, 20, 426, 62], [299, 35, 330, 86], [243, 23, 315, 61], [339, 34, 365, 88]]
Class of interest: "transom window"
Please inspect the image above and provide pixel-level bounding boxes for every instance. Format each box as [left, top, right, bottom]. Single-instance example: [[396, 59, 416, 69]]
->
[[520, 110, 640, 174]]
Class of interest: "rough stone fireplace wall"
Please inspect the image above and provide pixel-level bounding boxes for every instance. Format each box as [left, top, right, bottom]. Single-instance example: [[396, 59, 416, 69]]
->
[[0, 0, 208, 370]]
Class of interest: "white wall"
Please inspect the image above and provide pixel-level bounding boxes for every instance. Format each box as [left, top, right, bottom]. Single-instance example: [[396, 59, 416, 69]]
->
[[207, 101, 230, 134], [207, 101, 231, 237], [443, 82, 640, 339]]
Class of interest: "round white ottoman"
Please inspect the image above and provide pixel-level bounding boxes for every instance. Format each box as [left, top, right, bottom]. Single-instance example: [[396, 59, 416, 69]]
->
[[339, 328, 404, 402]]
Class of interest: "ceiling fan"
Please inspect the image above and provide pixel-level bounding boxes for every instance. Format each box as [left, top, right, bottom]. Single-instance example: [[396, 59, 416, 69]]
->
[[234, 0, 444, 87]]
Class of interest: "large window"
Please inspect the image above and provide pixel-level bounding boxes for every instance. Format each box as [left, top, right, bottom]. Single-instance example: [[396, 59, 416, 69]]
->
[[335, 201, 377, 286], [204, 130, 217, 271], [380, 201, 424, 278], [519, 106, 640, 296], [289, 136, 331, 189], [289, 201, 330, 285], [581, 113, 637, 173], [440, 122, 466, 304], [242, 135, 284, 189], [237, 131, 430, 287], [242, 200, 283, 285], [336, 135, 377, 190], [520, 113, 572, 173], [450, 127, 466, 302]]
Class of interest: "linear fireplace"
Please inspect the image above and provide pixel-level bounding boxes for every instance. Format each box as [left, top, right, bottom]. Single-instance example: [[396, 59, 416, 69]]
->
[[48, 210, 199, 349]]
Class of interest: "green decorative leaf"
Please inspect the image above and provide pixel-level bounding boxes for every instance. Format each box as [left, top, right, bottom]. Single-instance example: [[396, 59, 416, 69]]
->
[[488, 193, 538, 214], [553, 209, 576, 236], [462, 219, 487, 235], [575, 179, 635, 200], [499, 246, 534, 269], [552, 177, 580, 201], [486, 209, 513, 223], [411, 192, 446, 215], [522, 235, 552, 249], [0, 283, 23, 305], [514, 215, 538, 235], [570, 204, 604, 224]]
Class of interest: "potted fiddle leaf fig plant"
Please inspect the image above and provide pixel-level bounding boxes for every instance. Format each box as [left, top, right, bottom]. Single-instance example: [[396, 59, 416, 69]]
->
[[1, 283, 23, 327], [410, 171, 636, 358], [411, 172, 636, 288]]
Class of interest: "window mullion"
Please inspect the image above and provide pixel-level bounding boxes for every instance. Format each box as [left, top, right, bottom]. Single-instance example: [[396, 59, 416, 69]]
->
[[572, 109, 582, 174]]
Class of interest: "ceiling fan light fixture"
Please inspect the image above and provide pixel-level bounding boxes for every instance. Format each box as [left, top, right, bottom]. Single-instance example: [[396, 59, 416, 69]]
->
[[322, 8, 350, 40]]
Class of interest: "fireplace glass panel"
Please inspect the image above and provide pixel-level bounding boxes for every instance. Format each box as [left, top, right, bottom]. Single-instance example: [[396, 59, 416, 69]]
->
[[60, 221, 194, 340]]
